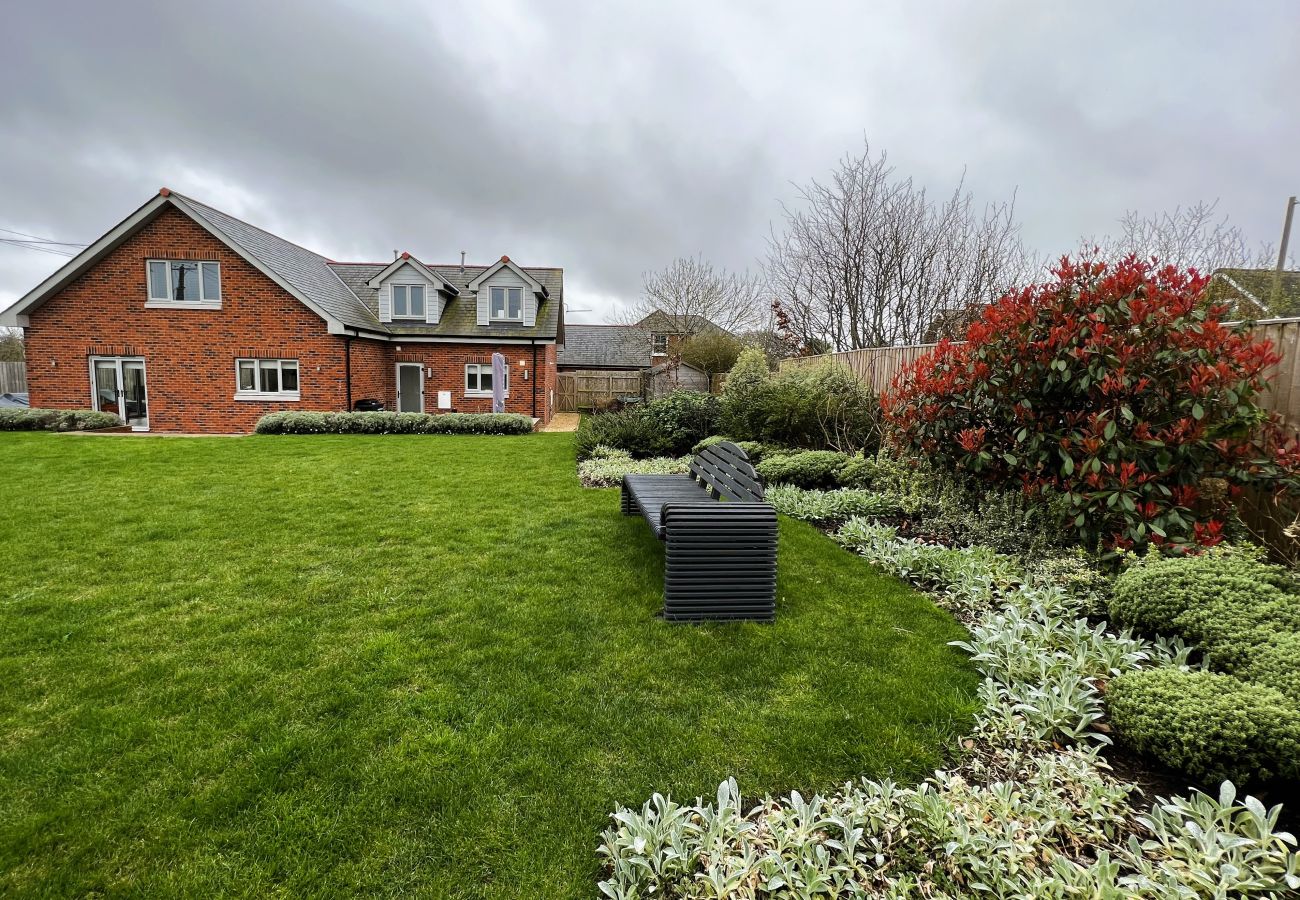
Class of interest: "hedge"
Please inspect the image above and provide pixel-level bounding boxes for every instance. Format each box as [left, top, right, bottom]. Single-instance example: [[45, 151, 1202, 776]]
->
[[254, 411, 535, 435], [0, 408, 123, 431], [1108, 668, 1300, 785]]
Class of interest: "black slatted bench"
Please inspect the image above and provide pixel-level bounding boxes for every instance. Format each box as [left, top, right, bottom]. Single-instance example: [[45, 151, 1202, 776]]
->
[[620, 440, 777, 622]]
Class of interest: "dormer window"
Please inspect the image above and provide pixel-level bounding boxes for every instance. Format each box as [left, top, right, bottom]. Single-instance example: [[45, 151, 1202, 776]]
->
[[391, 284, 425, 319], [146, 259, 221, 308], [490, 286, 523, 321]]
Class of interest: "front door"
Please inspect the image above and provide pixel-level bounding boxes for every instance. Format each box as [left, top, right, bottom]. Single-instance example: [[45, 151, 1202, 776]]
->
[[396, 363, 424, 413], [91, 356, 148, 430]]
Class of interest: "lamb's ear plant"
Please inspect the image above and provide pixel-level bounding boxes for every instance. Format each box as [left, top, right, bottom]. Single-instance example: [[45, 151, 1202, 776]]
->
[[600, 514, 1300, 896]]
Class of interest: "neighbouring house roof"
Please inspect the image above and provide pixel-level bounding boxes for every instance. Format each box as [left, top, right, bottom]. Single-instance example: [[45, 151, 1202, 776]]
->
[[1208, 268, 1300, 318], [557, 324, 653, 369], [0, 189, 563, 342], [635, 310, 733, 336]]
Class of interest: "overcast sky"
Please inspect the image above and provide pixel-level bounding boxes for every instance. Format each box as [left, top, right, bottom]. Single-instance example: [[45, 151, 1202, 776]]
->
[[1, 0, 1296, 323]]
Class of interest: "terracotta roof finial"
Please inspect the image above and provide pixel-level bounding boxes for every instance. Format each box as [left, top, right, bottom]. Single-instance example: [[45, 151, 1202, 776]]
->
[[500, 255, 510, 263], [159, 187, 171, 197]]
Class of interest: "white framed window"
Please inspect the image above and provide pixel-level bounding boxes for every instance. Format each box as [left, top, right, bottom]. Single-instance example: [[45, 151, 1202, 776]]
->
[[465, 363, 508, 396], [391, 283, 426, 319], [146, 259, 222, 308], [235, 358, 300, 400], [651, 333, 669, 355], [490, 286, 523, 321]]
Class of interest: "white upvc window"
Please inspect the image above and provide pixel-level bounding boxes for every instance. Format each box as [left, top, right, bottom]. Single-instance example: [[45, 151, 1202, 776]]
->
[[489, 286, 523, 321], [465, 363, 508, 397], [391, 283, 425, 319], [651, 333, 669, 355], [235, 358, 300, 400], [146, 259, 222, 308]]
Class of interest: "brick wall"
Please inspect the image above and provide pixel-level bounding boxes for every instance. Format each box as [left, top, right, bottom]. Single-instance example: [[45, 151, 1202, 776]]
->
[[347, 338, 394, 409], [24, 207, 346, 432], [388, 342, 554, 419]]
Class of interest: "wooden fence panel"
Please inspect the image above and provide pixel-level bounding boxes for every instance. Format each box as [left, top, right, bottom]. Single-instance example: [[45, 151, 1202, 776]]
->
[[0, 361, 26, 394], [779, 344, 939, 394], [555, 370, 643, 411]]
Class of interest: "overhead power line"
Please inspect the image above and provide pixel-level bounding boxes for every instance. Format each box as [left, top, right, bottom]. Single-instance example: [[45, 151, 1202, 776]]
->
[[0, 226, 88, 258]]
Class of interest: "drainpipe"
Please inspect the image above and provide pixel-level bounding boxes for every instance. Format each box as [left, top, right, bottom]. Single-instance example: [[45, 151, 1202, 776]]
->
[[344, 334, 353, 411], [531, 340, 538, 418]]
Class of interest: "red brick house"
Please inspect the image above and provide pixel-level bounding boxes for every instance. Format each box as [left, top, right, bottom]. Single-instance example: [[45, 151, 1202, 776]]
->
[[0, 189, 564, 433]]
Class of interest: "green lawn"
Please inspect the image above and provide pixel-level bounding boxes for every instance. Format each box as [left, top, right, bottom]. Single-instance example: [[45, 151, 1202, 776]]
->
[[0, 432, 976, 897]]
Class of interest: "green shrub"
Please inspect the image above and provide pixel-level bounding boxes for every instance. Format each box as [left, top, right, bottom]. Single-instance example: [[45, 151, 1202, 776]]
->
[[639, 391, 720, 456], [1108, 551, 1300, 689], [765, 485, 899, 525], [834, 454, 884, 489], [0, 408, 123, 431], [719, 347, 770, 439], [721, 354, 881, 453], [254, 411, 534, 435], [1108, 669, 1300, 786], [577, 454, 690, 488], [733, 440, 767, 462], [690, 434, 732, 455], [575, 409, 666, 459], [756, 450, 852, 489]]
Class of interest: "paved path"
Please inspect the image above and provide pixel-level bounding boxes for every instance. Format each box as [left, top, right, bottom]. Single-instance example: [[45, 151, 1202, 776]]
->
[[539, 412, 579, 433]]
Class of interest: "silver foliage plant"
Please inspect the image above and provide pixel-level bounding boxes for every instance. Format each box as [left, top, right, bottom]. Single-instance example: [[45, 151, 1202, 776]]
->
[[599, 518, 1300, 898]]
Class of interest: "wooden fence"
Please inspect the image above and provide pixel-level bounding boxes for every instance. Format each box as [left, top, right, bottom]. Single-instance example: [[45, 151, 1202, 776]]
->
[[778, 318, 1300, 431], [0, 361, 26, 394], [779, 344, 940, 393], [556, 370, 644, 412]]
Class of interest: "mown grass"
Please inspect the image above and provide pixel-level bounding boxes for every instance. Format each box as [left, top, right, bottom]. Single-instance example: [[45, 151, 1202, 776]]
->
[[0, 432, 976, 897]]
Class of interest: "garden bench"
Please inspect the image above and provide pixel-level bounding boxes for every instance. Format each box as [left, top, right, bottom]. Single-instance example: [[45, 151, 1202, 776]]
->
[[620, 440, 778, 622]]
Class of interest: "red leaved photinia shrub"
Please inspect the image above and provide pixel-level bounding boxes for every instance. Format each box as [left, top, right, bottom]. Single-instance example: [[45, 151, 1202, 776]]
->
[[881, 255, 1299, 554]]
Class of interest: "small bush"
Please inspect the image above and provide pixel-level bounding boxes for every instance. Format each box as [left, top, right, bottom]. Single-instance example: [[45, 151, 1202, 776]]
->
[[1108, 669, 1300, 786], [765, 485, 899, 525], [575, 409, 666, 459], [577, 455, 690, 488], [756, 450, 852, 489], [721, 352, 881, 453], [1108, 550, 1300, 694], [639, 391, 720, 456], [719, 347, 771, 439], [834, 454, 884, 489], [254, 411, 534, 435], [0, 408, 123, 431]]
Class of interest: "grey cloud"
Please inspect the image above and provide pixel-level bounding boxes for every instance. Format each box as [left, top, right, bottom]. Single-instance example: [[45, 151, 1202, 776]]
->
[[1, 0, 1296, 323]]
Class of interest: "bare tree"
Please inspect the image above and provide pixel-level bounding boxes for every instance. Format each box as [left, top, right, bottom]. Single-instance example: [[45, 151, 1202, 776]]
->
[[622, 256, 769, 336], [1085, 200, 1284, 274], [765, 141, 1033, 351]]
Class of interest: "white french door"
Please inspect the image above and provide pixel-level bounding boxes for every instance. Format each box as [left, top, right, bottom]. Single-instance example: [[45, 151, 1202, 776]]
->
[[396, 363, 424, 413], [90, 356, 149, 430]]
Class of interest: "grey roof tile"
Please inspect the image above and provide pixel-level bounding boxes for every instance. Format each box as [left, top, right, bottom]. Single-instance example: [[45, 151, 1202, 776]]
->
[[172, 193, 381, 330], [328, 262, 562, 339], [171, 193, 562, 339], [557, 325, 653, 369]]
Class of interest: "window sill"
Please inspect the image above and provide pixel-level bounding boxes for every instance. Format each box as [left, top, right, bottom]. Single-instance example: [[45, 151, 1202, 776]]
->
[[464, 392, 509, 399], [146, 300, 222, 310], [390, 316, 428, 321], [488, 319, 525, 324], [234, 392, 300, 402]]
